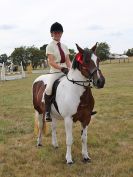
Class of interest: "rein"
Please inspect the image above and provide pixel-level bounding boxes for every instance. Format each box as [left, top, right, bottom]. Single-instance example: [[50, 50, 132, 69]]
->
[[45, 71, 62, 74], [66, 75, 92, 88]]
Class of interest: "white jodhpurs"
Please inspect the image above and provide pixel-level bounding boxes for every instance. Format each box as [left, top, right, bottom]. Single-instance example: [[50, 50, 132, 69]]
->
[[45, 72, 64, 95]]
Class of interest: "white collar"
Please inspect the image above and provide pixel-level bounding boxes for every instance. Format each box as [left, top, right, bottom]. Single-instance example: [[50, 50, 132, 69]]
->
[[53, 40, 60, 45]]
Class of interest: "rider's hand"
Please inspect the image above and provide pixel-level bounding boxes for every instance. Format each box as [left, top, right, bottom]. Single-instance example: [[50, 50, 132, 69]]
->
[[61, 67, 69, 75]]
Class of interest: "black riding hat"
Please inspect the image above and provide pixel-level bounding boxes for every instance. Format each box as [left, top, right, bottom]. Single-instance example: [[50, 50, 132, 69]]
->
[[50, 22, 63, 33]]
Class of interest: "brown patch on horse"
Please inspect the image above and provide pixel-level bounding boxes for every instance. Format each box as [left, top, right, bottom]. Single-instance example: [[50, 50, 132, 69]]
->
[[72, 87, 94, 128], [33, 81, 46, 114]]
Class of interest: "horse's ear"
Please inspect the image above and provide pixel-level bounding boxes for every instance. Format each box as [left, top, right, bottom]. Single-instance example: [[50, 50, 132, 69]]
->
[[91, 42, 98, 53], [75, 44, 84, 54]]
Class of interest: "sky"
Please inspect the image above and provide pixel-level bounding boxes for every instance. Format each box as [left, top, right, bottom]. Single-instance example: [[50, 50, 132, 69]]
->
[[0, 0, 133, 55]]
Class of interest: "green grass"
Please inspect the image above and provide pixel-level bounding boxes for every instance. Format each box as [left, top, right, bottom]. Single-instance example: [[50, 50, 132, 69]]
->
[[0, 61, 133, 177]]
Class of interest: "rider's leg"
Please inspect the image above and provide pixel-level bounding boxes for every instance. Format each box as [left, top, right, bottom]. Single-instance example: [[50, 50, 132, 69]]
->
[[45, 73, 63, 122]]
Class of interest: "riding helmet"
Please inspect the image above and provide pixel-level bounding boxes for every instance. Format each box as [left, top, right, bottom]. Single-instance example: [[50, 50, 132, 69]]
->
[[50, 22, 63, 33]]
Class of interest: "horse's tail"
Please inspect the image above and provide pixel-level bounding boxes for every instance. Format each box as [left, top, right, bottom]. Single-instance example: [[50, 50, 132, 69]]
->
[[34, 110, 47, 135]]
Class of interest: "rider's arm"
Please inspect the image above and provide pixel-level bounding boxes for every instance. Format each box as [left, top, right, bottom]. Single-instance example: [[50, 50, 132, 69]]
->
[[47, 54, 62, 70]]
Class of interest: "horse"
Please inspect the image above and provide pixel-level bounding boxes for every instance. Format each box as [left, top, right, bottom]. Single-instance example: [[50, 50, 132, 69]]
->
[[32, 43, 105, 164]]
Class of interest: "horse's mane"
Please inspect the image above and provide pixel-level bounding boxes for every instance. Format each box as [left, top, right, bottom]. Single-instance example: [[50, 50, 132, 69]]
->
[[72, 57, 80, 70], [72, 48, 92, 70]]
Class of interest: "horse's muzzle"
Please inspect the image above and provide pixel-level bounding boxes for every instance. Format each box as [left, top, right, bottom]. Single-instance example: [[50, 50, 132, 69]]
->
[[94, 76, 105, 88]]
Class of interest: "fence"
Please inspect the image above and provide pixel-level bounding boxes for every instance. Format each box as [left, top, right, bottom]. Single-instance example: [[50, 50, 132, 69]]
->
[[0, 62, 26, 81], [101, 57, 133, 65]]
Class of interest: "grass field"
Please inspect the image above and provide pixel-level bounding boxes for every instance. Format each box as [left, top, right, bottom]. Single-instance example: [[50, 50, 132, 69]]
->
[[0, 60, 133, 177]]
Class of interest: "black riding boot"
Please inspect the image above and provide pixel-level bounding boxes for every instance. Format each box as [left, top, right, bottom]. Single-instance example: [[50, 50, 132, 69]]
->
[[44, 94, 52, 122]]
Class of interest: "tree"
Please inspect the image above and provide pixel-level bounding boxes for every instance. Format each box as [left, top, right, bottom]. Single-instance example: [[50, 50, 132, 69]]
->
[[69, 49, 76, 61], [40, 44, 47, 53], [26, 47, 45, 69], [11, 46, 28, 70], [10, 46, 46, 70], [0, 54, 8, 63], [96, 42, 110, 60], [126, 48, 133, 56]]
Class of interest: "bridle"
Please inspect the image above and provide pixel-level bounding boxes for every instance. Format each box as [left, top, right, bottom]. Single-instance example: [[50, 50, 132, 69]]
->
[[66, 74, 92, 88], [66, 49, 100, 88], [82, 49, 101, 79], [89, 67, 101, 80], [80, 55, 101, 80]]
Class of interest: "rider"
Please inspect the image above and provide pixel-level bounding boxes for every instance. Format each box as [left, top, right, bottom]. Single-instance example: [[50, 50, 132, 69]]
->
[[45, 22, 71, 122]]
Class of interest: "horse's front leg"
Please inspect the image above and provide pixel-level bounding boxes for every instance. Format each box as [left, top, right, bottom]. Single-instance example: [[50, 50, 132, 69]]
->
[[51, 116, 58, 148], [64, 117, 73, 164], [81, 124, 91, 162]]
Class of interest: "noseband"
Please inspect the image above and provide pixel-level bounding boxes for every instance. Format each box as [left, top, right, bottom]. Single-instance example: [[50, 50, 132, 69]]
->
[[80, 63, 100, 80], [89, 67, 101, 79]]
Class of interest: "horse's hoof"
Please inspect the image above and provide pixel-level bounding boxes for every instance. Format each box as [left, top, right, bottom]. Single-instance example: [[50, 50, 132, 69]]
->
[[66, 160, 74, 165], [45, 118, 52, 122], [91, 111, 97, 115], [55, 146, 59, 149], [83, 157, 91, 163], [37, 143, 43, 147], [67, 161, 74, 165], [53, 145, 59, 149], [52, 143, 59, 148]]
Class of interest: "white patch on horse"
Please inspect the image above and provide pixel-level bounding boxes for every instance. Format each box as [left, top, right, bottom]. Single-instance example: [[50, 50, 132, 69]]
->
[[91, 54, 100, 79], [91, 54, 97, 67], [97, 70, 100, 79], [56, 69, 86, 117]]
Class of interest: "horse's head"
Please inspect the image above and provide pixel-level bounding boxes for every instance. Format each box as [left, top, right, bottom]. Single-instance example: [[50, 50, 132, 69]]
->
[[72, 43, 105, 88]]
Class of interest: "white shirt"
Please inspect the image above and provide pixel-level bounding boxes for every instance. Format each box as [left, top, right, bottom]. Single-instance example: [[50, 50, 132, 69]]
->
[[46, 40, 70, 72]]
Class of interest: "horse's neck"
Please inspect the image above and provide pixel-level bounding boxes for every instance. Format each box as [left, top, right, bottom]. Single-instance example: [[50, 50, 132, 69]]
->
[[55, 68, 90, 117], [68, 68, 87, 81]]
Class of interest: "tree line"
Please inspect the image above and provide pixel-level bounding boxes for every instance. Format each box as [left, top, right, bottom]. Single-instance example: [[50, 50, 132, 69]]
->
[[0, 42, 132, 70]]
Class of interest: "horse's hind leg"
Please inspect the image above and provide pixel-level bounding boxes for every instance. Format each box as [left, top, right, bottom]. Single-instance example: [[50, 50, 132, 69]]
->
[[81, 124, 91, 162], [51, 116, 58, 148], [35, 111, 43, 146]]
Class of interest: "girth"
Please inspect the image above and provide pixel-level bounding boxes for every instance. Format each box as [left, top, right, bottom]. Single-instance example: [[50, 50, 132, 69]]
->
[[51, 75, 65, 114]]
